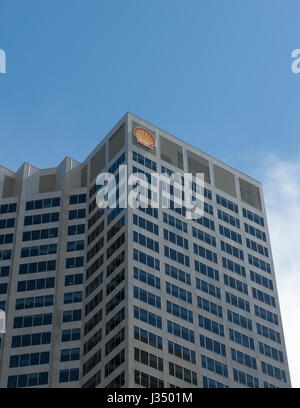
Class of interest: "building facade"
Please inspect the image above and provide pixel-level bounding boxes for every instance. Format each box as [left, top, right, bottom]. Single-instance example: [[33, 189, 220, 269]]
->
[[0, 112, 291, 388]]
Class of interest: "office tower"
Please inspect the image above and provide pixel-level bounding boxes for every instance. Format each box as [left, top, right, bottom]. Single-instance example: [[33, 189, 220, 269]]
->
[[0, 113, 291, 388]]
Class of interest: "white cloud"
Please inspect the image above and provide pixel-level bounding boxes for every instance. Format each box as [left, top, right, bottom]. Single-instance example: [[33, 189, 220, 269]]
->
[[259, 153, 300, 388]]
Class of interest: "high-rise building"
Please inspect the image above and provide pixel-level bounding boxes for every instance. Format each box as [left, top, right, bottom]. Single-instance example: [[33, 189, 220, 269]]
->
[[0, 113, 291, 388]]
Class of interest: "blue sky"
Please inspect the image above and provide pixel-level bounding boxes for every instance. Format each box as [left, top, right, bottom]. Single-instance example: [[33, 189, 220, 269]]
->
[[1, 0, 300, 387], [0, 0, 299, 175]]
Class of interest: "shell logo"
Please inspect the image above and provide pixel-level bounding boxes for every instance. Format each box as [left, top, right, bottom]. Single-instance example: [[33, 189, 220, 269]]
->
[[133, 127, 156, 149]]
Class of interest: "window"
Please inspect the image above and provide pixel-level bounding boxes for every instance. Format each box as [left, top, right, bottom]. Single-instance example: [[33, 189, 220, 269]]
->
[[59, 368, 79, 383], [257, 323, 281, 344], [0, 217, 15, 229], [62, 309, 82, 323], [106, 288, 125, 314], [0, 233, 13, 244], [252, 287, 276, 307], [259, 341, 284, 363], [83, 349, 102, 376], [231, 348, 257, 369], [254, 305, 278, 326], [216, 194, 239, 213], [201, 355, 228, 378], [227, 309, 252, 331], [163, 212, 187, 233], [250, 270, 273, 290], [166, 281, 192, 303], [60, 348, 80, 362], [67, 240, 84, 252], [86, 272, 103, 298], [194, 243, 218, 264], [106, 308, 125, 335], [66, 257, 84, 269], [133, 151, 157, 171], [165, 263, 191, 285], [244, 222, 266, 242], [65, 273, 83, 286], [13, 313, 52, 329], [84, 310, 103, 335], [105, 349, 125, 378], [61, 328, 81, 342], [225, 292, 250, 312], [168, 341, 196, 364], [17, 277, 55, 292], [261, 361, 287, 383], [222, 257, 246, 277], [217, 209, 240, 229], [164, 246, 190, 267], [248, 254, 271, 273], [169, 362, 197, 385], [167, 300, 193, 323], [196, 278, 221, 299], [83, 328, 102, 356], [7, 372, 48, 388], [200, 334, 226, 356], [224, 274, 248, 295], [134, 326, 163, 350], [229, 328, 255, 350], [21, 244, 57, 258], [233, 368, 259, 388], [134, 286, 161, 309], [105, 328, 125, 356], [167, 320, 194, 343], [24, 213, 59, 226], [246, 238, 269, 257], [134, 347, 163, 372], [69, 194, 86, 205], [15, 295, 54, 310], [64, 291, 82, 304], [198, 315, 224, 337], [19, 260, 56, 275], [134, 305, 162, 329], [22, 228, 58, 241], [221, 241, 244, 261], [26, 197, 60, 210], [107, 269, 125, 295], [68, 208, 86, 220], [194, 260, 219, 281], [203, 376, 229, 388], [9, 351, 50, 368], [219, 225, 242, 244], [133, 231, 159, 253], [163, 228, 188, 250], [133, 214, 159, 235], [197, 296, 223, 318], [133, 248, 160, 271], [11, 332, 51, 348], [68, 224, 85, 236], [242, 208, 264, 227], [192, 226, 216, 247], [0, 203, 17, 214], [134, 370, 164, 388]]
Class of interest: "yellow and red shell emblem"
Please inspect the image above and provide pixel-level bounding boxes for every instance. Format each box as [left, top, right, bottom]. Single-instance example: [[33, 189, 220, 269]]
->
[[133, 127, 156, 149]]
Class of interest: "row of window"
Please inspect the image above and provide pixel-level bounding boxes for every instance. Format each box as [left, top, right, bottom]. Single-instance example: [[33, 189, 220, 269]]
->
[[24, 212, 59, 226], [0, 233, 13, 244], [17, 277, 55, 292], [0, 217, 15, 229], [22, 228, 58, 242], [21, 244, 57, 258], [26, 197, 60, 211], [19, 260, 56, 275], [0, 203, 17, 214], [10, 351, 50, 368]]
